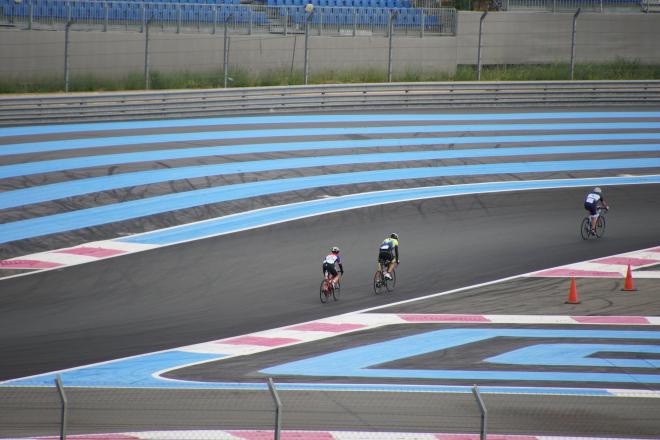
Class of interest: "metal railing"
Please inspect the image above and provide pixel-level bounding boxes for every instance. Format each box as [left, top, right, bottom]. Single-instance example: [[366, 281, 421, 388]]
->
[[0, 0, 457, 35], [0, 378, 496, 439], [1, 81, 659, 125], [504, 0, 648, 12]]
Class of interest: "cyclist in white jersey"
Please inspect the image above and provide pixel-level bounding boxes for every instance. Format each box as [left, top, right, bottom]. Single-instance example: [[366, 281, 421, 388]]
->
[[322, 246, 344, 287], [584, 187, 609, 235]]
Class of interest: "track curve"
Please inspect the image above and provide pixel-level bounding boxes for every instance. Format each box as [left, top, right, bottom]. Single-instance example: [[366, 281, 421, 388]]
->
[[1, 184, 659, 380], [1, 108, 660, 438]]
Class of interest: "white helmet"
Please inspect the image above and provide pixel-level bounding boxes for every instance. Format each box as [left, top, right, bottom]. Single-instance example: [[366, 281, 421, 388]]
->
[[593, 187, 602, 194], [331, 246, 340, 253]]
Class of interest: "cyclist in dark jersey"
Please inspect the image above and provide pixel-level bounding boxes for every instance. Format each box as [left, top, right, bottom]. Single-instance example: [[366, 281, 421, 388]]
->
[[584, 187, 609, 235]]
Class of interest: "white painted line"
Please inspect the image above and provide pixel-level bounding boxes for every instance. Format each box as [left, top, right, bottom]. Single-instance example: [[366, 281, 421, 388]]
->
[[9, 252, 96, 265], [2, 175, 659, 281], [631, 271, 660, 279]]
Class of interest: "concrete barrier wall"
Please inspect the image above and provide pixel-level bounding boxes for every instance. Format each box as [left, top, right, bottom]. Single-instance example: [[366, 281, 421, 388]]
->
[[0, 11, 657, 80], [0, 30, 458, 79], [457, 11, 660, 65]]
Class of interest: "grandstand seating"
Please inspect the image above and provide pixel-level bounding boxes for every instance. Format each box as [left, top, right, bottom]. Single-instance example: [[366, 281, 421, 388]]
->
[[1, 0, 436, 30]]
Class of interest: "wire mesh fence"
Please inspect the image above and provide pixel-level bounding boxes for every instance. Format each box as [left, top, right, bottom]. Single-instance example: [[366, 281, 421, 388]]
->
[[1, 381, 660, 439], [504, 0, 648, 12], [2, 9, 657, 92]]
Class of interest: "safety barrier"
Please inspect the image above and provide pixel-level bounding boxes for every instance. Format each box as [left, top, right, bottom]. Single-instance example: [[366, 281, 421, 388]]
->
[[504, 0, 648, 12], [1, 81, 659, 125]]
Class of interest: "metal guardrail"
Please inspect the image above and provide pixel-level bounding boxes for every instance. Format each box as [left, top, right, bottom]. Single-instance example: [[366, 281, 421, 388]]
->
[[1, 81, 659, 125], [504, 0, 648, 12]]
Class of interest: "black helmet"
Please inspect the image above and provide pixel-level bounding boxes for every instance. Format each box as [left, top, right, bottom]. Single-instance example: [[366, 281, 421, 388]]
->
[[390, 233, 399, 239]]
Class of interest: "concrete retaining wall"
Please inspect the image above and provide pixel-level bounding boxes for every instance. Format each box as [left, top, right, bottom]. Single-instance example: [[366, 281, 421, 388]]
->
[[0, 11, 657, 80], [457, 11, 660, 65]]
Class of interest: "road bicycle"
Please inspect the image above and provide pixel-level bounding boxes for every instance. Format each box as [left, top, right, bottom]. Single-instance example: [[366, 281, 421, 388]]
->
[[320, 271, 340, 303], [580, 206, 608, 240], [373, 261, 396, 295]]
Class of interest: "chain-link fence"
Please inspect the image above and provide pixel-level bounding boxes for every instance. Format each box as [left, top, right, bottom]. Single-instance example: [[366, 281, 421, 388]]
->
[[2, 379, 660, 439], [504, 0, 655, 12], [0, 8, 658, 91]]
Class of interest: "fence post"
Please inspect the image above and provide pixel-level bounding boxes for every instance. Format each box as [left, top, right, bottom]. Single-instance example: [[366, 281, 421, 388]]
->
[[212, 5, 217, 34], [267, 378, 282, 440], [103, 1, 108, 31], [223, 14, 232, 88], [472, 385, 487, 440], [55, 375, 68, 440], [476, 10, 487, 80], [140, 3, 146, 33], [387, 10, 398, 82], [304, 10, 312, 85], [64, 20, 72, 92], [176, 3, 181, 33], [144, 17, 151, 90], [352, 8, 357, 36], [283, 7, 288, 36], [28, 0, 33, 29], [420, 10, 424, 38], [570, 8, 580, 80], [248, 7, 253, 35]]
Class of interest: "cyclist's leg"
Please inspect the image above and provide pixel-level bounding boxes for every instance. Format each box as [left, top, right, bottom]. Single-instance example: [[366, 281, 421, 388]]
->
[[378, 251, 390, 272], [328, 266, 338, 286], [388, 259, 397, 274], [586, 203, 598, 232], [322, 263, 333, 285]]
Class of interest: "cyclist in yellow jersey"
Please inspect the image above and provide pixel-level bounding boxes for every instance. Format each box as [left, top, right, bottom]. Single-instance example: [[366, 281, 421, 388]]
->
[[378, 233, 400, 279]]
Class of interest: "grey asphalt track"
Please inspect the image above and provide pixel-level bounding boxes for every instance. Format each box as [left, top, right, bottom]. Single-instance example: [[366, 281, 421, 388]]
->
[[2, 109, 660, 438], [1, 184, 659, 380], [1, 185, 660, 438]]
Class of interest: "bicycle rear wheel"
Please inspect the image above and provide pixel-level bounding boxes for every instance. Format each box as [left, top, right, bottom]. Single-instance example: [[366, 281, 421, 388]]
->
[[319, 279, 329, 304], [595, 215, 606, 238], [385, 270, 396, 292], [373, 270, 386, 295], [580, 217, 591, 240]]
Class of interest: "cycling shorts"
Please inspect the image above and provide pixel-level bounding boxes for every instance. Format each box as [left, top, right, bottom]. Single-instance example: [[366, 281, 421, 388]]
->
[[584, 201, 598, 216], [323, 262, 338, 277], [378, 250, 393, 263]]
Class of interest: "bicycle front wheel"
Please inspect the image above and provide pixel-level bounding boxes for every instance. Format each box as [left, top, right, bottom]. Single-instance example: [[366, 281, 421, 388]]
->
[[332, 282, 340, 301], [386, 270, 396, 292], [595, 215, 606, 238], [580, 217, 591, 240], [320, 280, 329, 304], [373, 271, 386, 295]]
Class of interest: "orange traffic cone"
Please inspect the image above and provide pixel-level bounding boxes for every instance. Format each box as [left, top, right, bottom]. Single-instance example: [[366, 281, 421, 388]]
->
[[565, 277, 580, 304], [622, 264, 637, 291]]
